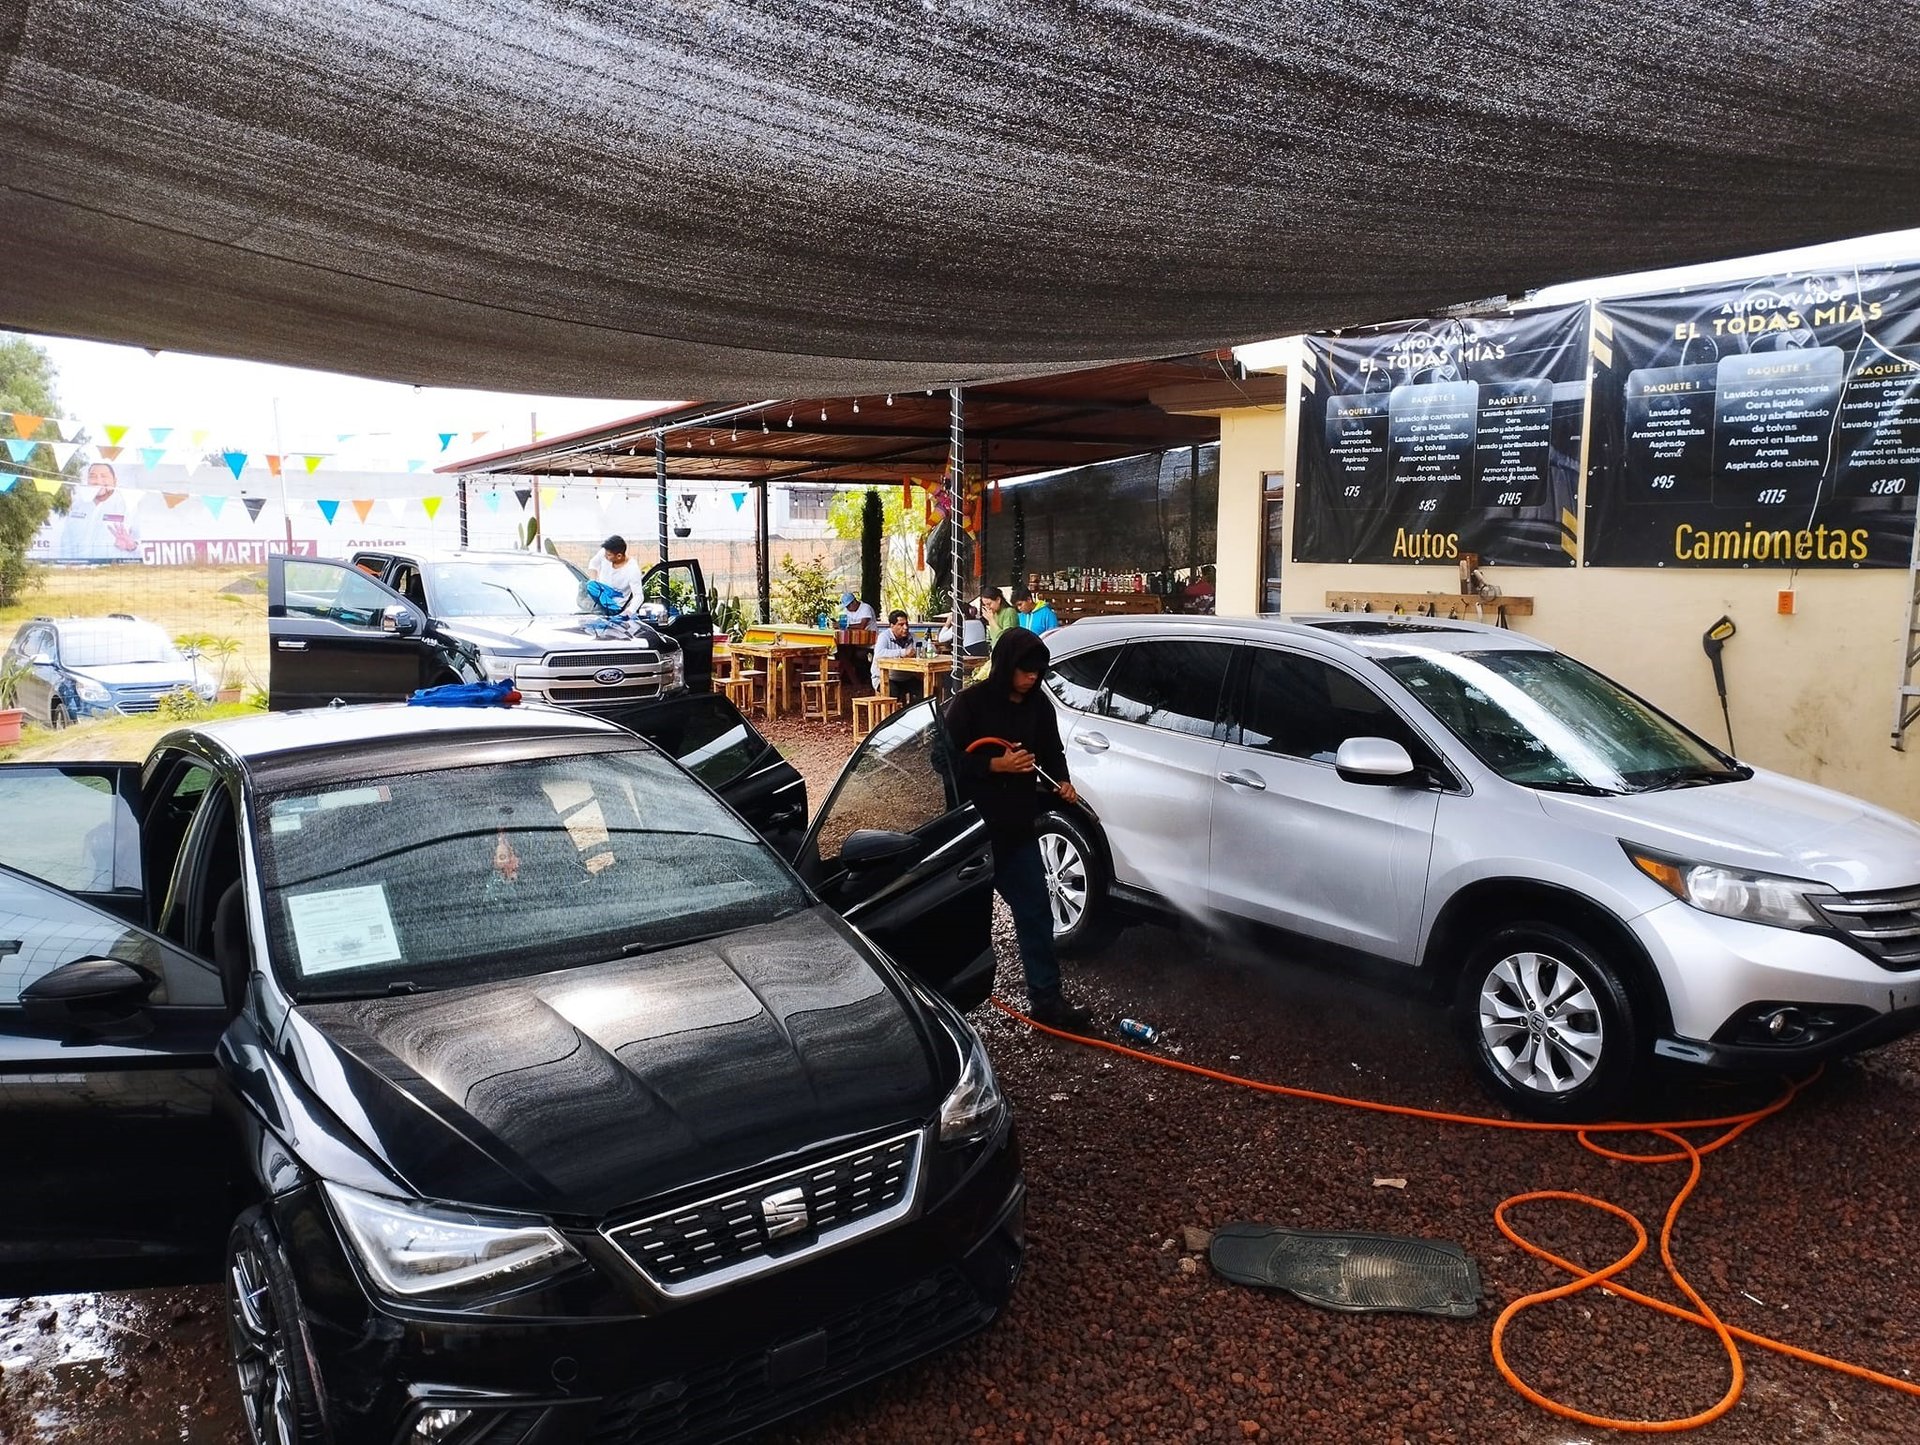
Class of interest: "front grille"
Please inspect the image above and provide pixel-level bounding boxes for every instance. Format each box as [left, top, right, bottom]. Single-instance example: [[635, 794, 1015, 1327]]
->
[[605, 1130, 921, 1298], [115, 698, 163, 714], [1814, 884, 1920, 969], [562, 651, 661, 669], [585, 1269, 989, 1445]]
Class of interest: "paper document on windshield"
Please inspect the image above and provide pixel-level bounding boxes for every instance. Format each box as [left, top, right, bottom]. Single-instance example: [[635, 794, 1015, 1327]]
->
[[286, 884, 403, 974]]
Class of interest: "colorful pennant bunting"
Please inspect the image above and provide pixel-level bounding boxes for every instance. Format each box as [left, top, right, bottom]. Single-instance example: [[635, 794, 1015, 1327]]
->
[[4, 438, 35, 463], [243, 497, 267, 522], [104, 424, 129, 446], [0, 474, 15, 493], [513, 487, 531, 510], [406, 459, 425, 473], [539, 487, 557, 509], [422, 496, 442, 521], [222, 451, 247, 480], [317, 499, 341, 524], [204, 496, 227, 519], [31, 478, 63, 495], [304, 455, 323, 475], [266, 455, 283, 477], [48, 442, 79, 467], [483, 491, 501, 512], [148, 427, 173, 445], [99, 445, 123, 462], [731, 491, 747, 511], [438, 433, 456, 451], [163, 492, 190, 508], [351, 499, 375, 522], [9, 413, 45, 438], [139, 448, 165, 469], [189, 429, 209, 449]]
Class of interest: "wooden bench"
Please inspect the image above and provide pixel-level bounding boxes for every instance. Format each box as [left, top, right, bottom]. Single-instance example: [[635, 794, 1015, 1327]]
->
[[718, 675, 759, 714], [851, 693, 901, 736]]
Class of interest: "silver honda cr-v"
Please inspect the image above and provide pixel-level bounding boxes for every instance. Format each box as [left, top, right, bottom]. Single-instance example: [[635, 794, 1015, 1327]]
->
[[1031, 614, 1920, 1118]]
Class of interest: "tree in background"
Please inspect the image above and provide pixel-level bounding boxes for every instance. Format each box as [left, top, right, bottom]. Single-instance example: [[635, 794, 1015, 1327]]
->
[[770, 553, 845, 626], [0, 337, 75, 607], [859, 490, 882, 612], [827, 486, 930, 618]]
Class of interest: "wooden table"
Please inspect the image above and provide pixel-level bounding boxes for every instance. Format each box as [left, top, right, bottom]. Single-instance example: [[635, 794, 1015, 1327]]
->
[[731, 641, 831, 717], [875, 654, 969, 702]]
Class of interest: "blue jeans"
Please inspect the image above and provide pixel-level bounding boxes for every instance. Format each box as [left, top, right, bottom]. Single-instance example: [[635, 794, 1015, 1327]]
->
[[993, 836, 1059, 998]]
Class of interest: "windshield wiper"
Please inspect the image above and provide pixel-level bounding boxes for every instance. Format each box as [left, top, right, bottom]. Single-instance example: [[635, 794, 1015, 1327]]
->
[[478, 580, 534, 617], [619, 926, 736, 958], [1526, 778, 1624, 797], [1637, 764, 1753, 790]]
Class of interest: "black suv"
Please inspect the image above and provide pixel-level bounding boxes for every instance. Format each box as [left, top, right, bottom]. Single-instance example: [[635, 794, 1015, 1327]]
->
[[267, 550, 716, 712], [0, 701, 1019, 1445]]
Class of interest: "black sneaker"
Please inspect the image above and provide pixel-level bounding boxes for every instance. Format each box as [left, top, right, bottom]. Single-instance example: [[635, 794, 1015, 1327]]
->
[[1028, 991, 1094, 1033]]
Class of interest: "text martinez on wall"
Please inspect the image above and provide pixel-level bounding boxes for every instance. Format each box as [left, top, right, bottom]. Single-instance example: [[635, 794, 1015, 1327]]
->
[[1586, 264, 1920, 568], [1294, 304, 1588, 567]]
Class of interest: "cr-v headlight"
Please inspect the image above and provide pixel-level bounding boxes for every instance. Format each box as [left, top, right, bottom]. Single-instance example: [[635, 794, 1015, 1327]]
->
[[1627, 847, 1838, 930], [938, 1029, 1006, 1144], [323, 1182, 582, 1303]]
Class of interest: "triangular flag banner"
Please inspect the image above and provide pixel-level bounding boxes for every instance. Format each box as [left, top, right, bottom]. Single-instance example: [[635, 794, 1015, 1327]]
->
[[351, 499, 375, 522], [136, 448, 164, 469], [483, 491, 501, 512], [204, 495, 228, 519], [470, 430, 488, 443], [406, 459, 425, 473], [304, 455, 323, 475], [513, 487, 531, 510], [438, 433, 456, 451], [4, 438, 34, 463], [100, 445, 123, 462], [422, 496, 442, 521], [731, 491, 747, 511], [222, 451, 247, 480], [32, 478, 63, 496], [190, 429, 209, 448], [317, 499, 341, 524], [104, 424, 129, 446], [385, 497, 410, 519], [539, 487, 557, 509], [149, 427, 173, 445], [164, 492, 190, 509], [336, 433, 357, 444], [265, 454, 282, 477], [9, 412, 45, 438], [243, 497, 267, 522], [48, 442, 79, 467], [0, 474, 15, 492]]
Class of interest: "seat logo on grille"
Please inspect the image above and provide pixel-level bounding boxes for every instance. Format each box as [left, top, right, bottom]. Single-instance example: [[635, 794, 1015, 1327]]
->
[[593, 666, 626, 685], [759, 1186, 809, 1240]]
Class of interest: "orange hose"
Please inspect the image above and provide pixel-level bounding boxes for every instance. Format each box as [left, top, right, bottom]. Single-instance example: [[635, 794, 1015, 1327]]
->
[[989, 996, 1920, 1430]]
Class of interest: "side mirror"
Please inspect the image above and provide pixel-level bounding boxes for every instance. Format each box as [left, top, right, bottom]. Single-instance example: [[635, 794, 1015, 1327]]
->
[[1335, 737, 1419, 786], [838, 829, 924, 870], [21, 956, 157, 1030], [381, 606, 423, 637], [635, 601, 671, 626], [30, 652, 53, 667]]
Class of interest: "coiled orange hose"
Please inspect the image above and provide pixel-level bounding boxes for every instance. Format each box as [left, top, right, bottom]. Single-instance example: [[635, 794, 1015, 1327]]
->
[[990, 996, 1920, 1431]]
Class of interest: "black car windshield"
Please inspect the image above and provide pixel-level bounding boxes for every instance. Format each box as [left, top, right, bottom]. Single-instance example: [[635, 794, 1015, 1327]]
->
[[57, 621, 181, 667], [1378, 649, 1743, 793], [255, 748, 807, 998], [426, 560, 595, 617]]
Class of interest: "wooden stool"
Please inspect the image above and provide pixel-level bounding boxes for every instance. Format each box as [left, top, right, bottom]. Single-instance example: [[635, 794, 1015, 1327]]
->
[[731, 668, 768, 715], [800, 675, 843, 722], [852, 693, 902, 736], [711, 652, 734, 681], [719, 676, 756, 713]]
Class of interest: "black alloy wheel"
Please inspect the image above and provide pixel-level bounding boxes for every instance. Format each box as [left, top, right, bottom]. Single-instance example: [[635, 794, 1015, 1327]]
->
[[225, 1208, 329, 1445], [1035, 809, 1118, 956]]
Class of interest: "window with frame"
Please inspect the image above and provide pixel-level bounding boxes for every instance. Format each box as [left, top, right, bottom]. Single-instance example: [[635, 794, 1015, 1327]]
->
[[1044, 646, 1122, 713], [785, 488, 835, 523], [280, 560, 395, 628], [1100, 640, 1234, 738], [1231, 648, 1433, 765]]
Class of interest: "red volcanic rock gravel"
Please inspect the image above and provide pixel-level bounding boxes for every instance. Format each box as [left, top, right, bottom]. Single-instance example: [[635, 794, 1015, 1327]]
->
[[5, 716, 1918, 1443]]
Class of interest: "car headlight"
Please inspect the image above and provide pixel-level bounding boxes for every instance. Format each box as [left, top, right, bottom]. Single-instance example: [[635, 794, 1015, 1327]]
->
[[73, 677, 111, 703], [938, 1028, 1006, 1144], [1627, 847, 1838, 930], [476, 653, 520, 684], [664, 647, 685, 689], [323, 1182, 582, 1304]]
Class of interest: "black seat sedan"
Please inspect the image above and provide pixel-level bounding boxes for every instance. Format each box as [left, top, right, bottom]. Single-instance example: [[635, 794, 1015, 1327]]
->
[[0, 700, 1020, 1445]]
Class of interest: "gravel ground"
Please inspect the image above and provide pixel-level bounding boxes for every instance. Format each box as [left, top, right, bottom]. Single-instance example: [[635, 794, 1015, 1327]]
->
[[6, 715, 1919, 1442]]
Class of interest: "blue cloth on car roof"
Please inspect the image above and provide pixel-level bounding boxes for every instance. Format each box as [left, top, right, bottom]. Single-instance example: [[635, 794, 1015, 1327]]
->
[[408, 679, 519, 707]]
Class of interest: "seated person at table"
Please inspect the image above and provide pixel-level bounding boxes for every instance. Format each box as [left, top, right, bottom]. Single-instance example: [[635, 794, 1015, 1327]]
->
[[937, 602, 990, 658], [979, 586, 1016, 645], [839, 590, 877, 628], [871, 608, 922, 701], [1013, 584, 1060, 634]]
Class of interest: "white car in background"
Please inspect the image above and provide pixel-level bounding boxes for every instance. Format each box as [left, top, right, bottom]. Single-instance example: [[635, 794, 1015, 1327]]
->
[[1031, 614, 1920, 1118]]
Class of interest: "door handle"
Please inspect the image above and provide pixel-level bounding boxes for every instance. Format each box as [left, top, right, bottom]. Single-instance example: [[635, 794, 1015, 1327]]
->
[[956, 855, 992, 881], [1076, 732, 1110, 753], [275, 640, 307, 651], [1218, 770, 1267, 790]]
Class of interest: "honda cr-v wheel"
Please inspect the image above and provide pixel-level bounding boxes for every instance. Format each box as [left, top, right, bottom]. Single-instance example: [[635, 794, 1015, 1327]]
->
[[226, 1208, 329, 1445], [1035, 809, 1117, 956], [1457, 922, 1640, 1121]]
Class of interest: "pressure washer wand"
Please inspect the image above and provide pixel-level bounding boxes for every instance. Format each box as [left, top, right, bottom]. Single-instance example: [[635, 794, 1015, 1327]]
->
[[965, 736, 1097, 821], [1702, 615, 1736, 755]]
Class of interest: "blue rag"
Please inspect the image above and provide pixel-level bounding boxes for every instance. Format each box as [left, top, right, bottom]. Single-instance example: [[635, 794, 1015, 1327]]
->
[[407, 679, 520, 707]]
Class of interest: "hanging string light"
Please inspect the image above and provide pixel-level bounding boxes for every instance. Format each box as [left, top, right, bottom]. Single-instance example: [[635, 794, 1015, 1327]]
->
[[852, 400, 860, 414], [886, 394, 893, 406], [820, 407, 827, 422], [786, 413, 793, 428]]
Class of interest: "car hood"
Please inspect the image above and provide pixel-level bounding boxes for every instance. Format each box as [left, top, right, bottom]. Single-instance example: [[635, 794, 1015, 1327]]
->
[[282, 906, 945, 1218], [439, 616, 671, 657], [70, 661, 196, 688], [1536, 767, 1920, 892]]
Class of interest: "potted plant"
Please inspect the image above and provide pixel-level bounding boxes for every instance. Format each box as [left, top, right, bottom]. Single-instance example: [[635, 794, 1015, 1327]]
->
[[204, 635, 245, 703], [0, 655, 32, 746]]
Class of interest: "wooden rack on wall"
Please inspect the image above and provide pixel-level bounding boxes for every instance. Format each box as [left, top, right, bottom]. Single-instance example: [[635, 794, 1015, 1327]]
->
[[1323, 591, 1534, 620]]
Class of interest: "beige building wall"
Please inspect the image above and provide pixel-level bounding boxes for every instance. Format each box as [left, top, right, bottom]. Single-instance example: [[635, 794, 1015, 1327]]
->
[[1212, 355, 1920, 816]]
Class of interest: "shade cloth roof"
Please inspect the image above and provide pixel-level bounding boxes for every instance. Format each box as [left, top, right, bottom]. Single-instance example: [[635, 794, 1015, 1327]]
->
[[446, 356, 1243, 483], [6, 3, 1919, 395]]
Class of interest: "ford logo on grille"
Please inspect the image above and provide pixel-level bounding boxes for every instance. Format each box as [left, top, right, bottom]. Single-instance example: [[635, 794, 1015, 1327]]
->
[[593, 667, 626, 685]]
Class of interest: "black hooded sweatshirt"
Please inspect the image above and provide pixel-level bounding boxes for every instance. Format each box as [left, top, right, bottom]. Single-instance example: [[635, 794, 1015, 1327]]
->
[[942, 627, 1070, 847]]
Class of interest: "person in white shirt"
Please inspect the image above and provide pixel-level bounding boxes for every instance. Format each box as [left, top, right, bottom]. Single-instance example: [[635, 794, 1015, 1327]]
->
[[56, 461, 143, 562], [840, 591, 877, 628], [587, 534, 644, 614], [871, 608, 922, 699], [937, 603, 990, 657]]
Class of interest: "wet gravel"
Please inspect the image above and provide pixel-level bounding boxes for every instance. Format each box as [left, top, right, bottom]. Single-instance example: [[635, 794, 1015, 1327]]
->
[[6, 715, 1919, 1442]]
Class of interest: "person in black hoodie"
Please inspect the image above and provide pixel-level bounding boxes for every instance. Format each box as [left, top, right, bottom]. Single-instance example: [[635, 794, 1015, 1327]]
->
[[943, 627, 1095, 1032]]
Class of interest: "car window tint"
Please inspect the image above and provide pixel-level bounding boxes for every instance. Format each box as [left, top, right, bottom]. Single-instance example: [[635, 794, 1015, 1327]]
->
[[615, 694, 762, 790], [1101, 641, 1233, 737], [1234, 649, 1429, 764], [0, 769, 140, 893], [1044, 646, 1121, 712], [0, 868, 220, 1007], [281, 560, 393, 627], [815, 701, 953, 863]]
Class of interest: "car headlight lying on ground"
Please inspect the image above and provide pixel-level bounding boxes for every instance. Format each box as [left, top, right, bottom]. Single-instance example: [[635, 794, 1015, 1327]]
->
[[324, 1182, 583, 1303], [72, 677, 111, 703], [1626, 847, 1839, 930], [938, 1028, 1006, 1144]]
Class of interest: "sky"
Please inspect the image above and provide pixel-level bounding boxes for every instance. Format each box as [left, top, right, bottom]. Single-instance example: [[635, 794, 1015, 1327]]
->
[[14, 334, 663, 474]]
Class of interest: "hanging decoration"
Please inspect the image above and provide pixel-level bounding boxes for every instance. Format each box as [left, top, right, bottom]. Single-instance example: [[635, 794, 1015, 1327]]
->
[[513, 486, 531, 509], [203, 495, 227, 519], [422, 496, 443, 520], [304, 455, 324, 474], [222, 450, 247, 480], [9, 412, 46, 438], [731, 490, 747, 511], [483, 490, 502, 512], [163, 492, 190, 508], [266, 455, 283, 477], [140, 447, 166, 469], [104, 424, 129, 445], [243, 497, 267, 522], [100, 445, 123, 462], [351, 499, 375, 521]]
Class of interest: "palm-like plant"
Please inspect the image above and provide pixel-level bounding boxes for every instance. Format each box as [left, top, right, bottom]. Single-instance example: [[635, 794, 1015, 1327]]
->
[[0, 654, 33, 710]]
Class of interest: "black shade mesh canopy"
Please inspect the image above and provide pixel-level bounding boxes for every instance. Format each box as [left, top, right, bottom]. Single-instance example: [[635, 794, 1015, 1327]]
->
[[5, 1, 1920, 395]]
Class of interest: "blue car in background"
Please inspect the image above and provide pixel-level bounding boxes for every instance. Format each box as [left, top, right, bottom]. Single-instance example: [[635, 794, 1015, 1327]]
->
[[1, 615, 214, 726]]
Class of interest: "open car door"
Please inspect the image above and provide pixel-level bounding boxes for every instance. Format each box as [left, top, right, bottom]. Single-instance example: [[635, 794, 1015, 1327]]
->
[[0, 763, 145, 924], [267, 555, 441, 708], [794, 700, 997, 1011], [641, 557, 715, 690]]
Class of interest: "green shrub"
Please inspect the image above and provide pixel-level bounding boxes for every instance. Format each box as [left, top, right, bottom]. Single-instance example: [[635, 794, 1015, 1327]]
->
[[159, 685, 207, 721]]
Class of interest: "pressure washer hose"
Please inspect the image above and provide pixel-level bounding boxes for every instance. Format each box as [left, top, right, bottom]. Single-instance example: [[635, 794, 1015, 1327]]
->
[[990, 996, 1920, 1432]]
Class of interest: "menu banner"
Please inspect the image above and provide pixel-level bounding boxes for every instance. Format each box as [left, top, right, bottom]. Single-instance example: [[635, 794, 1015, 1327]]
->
[[1295, 305, 1587, 566], [1587, 266, 1920, 566]]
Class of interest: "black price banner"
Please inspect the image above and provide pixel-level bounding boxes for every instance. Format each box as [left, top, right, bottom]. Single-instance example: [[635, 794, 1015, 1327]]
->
[[1587, 266, 1920, 566], [1295, 306, 1586, 565]]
